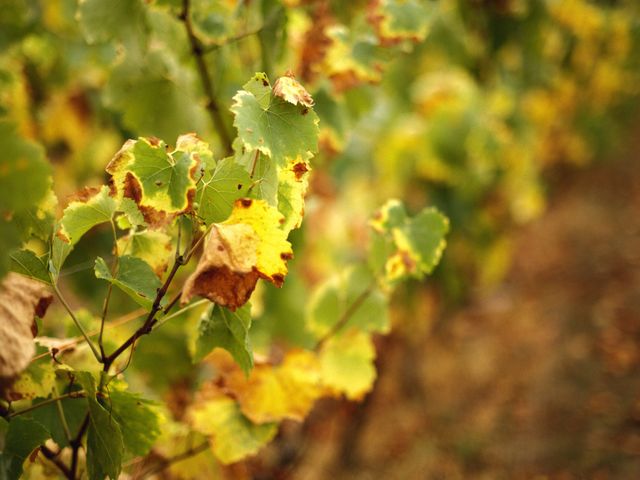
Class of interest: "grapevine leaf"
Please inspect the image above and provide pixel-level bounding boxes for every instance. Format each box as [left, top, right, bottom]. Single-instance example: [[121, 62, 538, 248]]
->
[[194, 304, 253, 375], [77, 0, 149, 48], [49, 235, 73, 280], [1, 417, 49, 480], [74, 372, 124, 480], [25, 397, 87, 448], [95, 255, 161, 309], [0, 120, 52, 279], [9, 250, 50, 285], [190, 394, 277, 464], [104, 53, 207, 142], [319, 330, 377, 401], [5, 361, 56, 401], [58, 186, 117, 245], [323, 25, 384, 90], [0, 273, 52, 380], [220, 349, 324, 423], [181, 199, 292, 310], [307, 266, 389, 338], [109, 388, 162, 457], [116, 197, 146, 230], [234, 145, 278, 205], [116, 230, 173, 276], [273, 73, 314, 107], [242, 73, 271, 110], [368, 0, 432, 44], [231, 73, 319, 164], [371, 200, 449, 281], [195, 157, 252, 225], [106, 136, 202, 228], [277, 155, 311, 232]]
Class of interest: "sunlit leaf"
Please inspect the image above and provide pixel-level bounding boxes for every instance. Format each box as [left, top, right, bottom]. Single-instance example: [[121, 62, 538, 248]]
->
[[116, 230, 173, 276], [181, 199, 292, 310], [318, 330, 377, 401], [231, 73, 319, 165], [106, 136, 203, 228], [221, 349, 324, 423], [9, 249, 50, 285], [277, 154, 311, 232], [58, 186, 116, 245]]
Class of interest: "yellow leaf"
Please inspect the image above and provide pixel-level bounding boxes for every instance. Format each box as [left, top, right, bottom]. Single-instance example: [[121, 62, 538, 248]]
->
[[181, 199, 292, 310], [318, 330, 377, 401], [273, 72, 315, 108], [222, 349, 324, 423], [190, 392, 277, 465]]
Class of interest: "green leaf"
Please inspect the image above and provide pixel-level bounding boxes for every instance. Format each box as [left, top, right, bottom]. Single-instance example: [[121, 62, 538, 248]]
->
[[116, 230, 173, 275], [371, 200, 449, 281], [190, 395, 277, 464], [77, 0, 149, 48], [9, 250, 50, 285], [26, 397, 87, 449], [95, 255, 161, 309], [74, 372, 124, 480], [105, 52, 207, 141], [107, 136, 202, 227], [0, 120, 52, 279], [242, 73, 272, 109], [231, 74, 319, 164], [109, 388, 161, 457], [59, 186, 117, 245], [195, 157, 252, 225], [194, 304, 253, 376], [371, 0, 433, 43], [116, 197, 146, 229], [1, 417, 49, 480], [49, 234, 73, 279], [307, 265, 389, 339]]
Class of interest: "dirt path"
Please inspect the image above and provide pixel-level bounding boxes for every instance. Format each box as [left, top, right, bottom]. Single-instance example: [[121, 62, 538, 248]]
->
[[283, 148, 640, 479]]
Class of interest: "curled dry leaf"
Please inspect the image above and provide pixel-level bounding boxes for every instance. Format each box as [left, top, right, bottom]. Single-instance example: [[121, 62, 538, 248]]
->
[[273, 72, 315, 108], [0, 273, 53, 380]]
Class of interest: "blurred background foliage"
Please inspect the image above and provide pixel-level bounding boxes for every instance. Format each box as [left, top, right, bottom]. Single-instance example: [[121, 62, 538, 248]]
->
[[1, 0, 640, 478]]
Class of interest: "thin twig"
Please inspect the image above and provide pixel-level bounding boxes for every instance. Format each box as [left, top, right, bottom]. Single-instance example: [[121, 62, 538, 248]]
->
[[30, 308, 146, 364], [179, 0, 233, 154], [139, 441, 210, 478], [53, 384, 73, 444], [70, 414, 90, 480], [98, 219, 120, 358], [40, 445, 73, 479], [8, 391, 86, 418], [52, 283, 102, 362], [153, 299, 209, 331], [314, 280, 376, 352]]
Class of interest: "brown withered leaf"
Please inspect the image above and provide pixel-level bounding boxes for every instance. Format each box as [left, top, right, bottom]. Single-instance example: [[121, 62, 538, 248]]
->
[[0, 273, 53, 380], [181, 199, 293, 310], [273, 72, 315, 108], [181, 224, 261, 310]]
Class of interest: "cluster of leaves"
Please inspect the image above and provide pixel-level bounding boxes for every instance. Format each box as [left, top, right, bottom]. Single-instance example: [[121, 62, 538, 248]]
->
[[0, 12, 448, 475], [1, 0, 638, 478]]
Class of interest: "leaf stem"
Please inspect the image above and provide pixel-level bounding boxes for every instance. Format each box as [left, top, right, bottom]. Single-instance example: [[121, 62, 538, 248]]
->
[[99, 219, 120, 358], [53, 385, 73, 444], [153, 298, 209, 331], [179, 0, 233, 155], [313, 280, 376, 352], [52, 282, 102, 362], [8, 391, 86, 418]]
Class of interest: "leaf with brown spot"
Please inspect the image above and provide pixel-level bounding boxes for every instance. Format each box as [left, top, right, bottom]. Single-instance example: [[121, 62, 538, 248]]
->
[[0, 273, 53, 381], [181, 199, 293, 310], [273, 72, 315, 108], [106, 136, 205, 228]]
